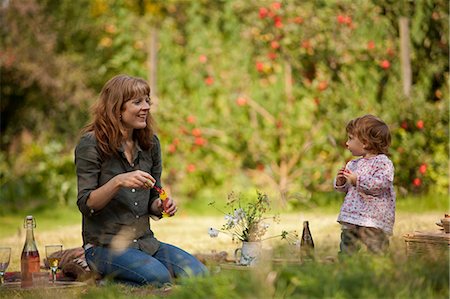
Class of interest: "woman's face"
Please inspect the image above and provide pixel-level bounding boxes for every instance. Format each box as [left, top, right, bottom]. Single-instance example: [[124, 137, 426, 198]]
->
[[121, 95, 151, 130]]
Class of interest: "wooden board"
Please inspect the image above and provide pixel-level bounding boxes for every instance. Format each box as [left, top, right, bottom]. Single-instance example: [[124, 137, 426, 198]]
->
[[1, 281, 87, 290]]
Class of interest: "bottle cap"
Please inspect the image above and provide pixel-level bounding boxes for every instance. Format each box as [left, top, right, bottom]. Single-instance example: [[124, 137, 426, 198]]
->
[[24, 215, 36, 228]]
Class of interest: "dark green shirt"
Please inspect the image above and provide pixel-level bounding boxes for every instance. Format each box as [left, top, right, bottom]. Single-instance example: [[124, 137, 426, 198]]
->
[[75, 132, 162, 255]]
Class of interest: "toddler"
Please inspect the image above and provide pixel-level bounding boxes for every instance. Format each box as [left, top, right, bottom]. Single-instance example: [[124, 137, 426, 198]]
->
[[334, 114, 395, 254]]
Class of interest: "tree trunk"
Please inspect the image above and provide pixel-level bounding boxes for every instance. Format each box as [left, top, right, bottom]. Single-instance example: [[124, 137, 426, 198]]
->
[[399, 17, 412, 99], [284, 61, 293, 105], [147, 27, 159, 106]]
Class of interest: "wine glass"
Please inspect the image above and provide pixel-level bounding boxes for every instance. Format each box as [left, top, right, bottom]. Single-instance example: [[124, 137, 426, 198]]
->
[[0, 247, 11, 284], [45, 245, 63, 283]]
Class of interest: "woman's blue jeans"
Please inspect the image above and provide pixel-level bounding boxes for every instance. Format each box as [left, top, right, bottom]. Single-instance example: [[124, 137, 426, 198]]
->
[[85, 242, 208, 286]]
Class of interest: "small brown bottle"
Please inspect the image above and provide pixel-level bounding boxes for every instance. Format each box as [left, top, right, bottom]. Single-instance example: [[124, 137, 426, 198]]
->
[[21, 215, 40, 288], [300, 221, 315, 261]]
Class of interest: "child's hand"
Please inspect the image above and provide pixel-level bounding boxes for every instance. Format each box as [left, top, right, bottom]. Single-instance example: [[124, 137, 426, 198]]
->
[[336, 167, 348, 186], [342, 169, 357, 186]]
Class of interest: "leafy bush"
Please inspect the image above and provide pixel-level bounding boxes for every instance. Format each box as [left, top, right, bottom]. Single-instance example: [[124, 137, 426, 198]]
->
[[0, 140, 76, 214]]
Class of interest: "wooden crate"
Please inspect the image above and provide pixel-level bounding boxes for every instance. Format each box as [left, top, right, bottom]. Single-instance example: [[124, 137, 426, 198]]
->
[[403, 231, 450, 259]]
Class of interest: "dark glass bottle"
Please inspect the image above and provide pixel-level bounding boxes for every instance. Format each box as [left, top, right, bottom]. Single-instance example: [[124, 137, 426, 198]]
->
[[300, 221, 315, 261], [21, 215, 40, 288]]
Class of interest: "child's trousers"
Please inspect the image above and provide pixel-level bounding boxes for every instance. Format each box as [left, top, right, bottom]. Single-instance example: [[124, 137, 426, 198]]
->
[[339, 224, 389, 255]]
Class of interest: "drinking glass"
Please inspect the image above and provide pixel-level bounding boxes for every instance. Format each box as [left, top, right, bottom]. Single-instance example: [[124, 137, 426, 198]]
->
[[0, 247, 11, 284], [45, 245, 63, 283]]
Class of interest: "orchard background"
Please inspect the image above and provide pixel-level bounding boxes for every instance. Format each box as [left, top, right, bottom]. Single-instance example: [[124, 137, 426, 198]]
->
[[0, 0, 448, 213]]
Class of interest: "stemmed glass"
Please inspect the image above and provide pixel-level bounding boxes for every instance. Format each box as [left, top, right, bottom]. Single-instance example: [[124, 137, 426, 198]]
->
[[0, 247, 11, 285], [45, 245, 63, 283]]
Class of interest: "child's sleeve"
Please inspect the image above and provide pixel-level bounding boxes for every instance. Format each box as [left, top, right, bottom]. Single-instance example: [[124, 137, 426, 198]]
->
[[356, 158, 394, 196], [334, 178, 349, 193]]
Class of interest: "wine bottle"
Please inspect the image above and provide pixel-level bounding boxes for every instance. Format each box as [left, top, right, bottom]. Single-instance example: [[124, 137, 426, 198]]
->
[[300, 221, 315, 261], [153, 185, 171, 218], [21, 215, 40, 288]]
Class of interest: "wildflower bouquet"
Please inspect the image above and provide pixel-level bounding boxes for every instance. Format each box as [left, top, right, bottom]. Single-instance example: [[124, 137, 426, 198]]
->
[[208, 191, 298, 243]]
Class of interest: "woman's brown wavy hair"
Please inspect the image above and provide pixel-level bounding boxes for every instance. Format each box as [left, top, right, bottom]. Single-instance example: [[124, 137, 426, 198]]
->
[[83, 74, 155, 159], [346, 114, 391, 155]]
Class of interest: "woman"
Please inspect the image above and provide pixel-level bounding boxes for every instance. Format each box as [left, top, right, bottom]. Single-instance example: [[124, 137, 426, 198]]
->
[[75, 74, 207, 286]]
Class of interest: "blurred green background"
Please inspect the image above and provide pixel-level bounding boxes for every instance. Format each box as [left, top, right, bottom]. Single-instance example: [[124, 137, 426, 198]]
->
[[1, 0, 448, 215]]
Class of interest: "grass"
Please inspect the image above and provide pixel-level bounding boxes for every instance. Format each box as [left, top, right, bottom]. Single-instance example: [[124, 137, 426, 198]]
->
[[170, 253, 449, 299], [1, 249, 448, 298], [0, 204, 81, 239], [0, 193, 448, 298]]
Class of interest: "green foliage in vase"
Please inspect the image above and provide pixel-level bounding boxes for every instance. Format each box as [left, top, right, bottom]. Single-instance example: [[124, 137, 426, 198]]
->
[[208, 191, 298, 243]]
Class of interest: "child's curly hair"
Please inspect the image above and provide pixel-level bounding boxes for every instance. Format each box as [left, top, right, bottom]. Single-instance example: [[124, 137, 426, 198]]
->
[[346, 115, 391, 155]]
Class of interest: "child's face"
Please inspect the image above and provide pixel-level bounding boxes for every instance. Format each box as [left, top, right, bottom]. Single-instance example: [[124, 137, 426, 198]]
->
[[345, 133, 367, 157]]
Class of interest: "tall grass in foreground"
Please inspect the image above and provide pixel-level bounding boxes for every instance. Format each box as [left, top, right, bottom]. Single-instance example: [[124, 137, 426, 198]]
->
[[1, 248, 448, 299], [170, 252, 449, 299]]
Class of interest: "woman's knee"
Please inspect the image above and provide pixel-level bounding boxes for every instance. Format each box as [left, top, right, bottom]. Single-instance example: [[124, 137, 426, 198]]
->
[[156, 243, 208, 278], [85, 247, 173, 286], [140, 264, 172, 285], [188, 259, 209, 276]]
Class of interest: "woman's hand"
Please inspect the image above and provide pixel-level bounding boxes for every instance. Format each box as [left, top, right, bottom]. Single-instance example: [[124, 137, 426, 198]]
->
[[150, 197, 178, 217], [115, 170, 156, 190], [87, 170, 155, 211], [163, 197, 178, 216]]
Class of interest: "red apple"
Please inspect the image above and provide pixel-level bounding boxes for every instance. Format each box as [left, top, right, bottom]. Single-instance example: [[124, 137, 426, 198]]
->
[[194, 137, 206, 146], [186, 164, 196, 173], [419, 164, 427, 174], [317, 81, 328, 91], [205, 76, 214, 85], [192, 128, 202, 137], [337, 15, 346, 24], [168, 144, 176, 154], [400, 121, 408, 129], [256, 61, 264, 72], [267, 52, 277, 60], [187, 115, 196, 124], [271, 41, 280, 49], [412, 178, 422, 187], [273, 16, 283, 28], [272, 2, 281, 10], [416, 120, 424, 129], [236, 97, 247, 106], [259, 7, 268, 19], [380, 60, 390, 69]]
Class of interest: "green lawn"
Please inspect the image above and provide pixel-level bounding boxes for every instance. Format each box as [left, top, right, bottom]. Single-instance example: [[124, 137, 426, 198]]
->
[[0, 193, 448, 298]]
